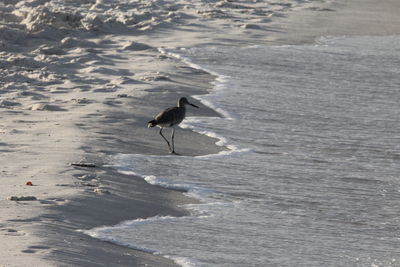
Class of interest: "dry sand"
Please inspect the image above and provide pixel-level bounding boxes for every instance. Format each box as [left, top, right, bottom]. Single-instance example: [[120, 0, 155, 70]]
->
[[1, 0, 400, 266]]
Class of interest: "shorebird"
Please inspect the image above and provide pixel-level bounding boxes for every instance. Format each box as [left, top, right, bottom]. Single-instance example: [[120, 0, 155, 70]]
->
[[148, 97, 199, 154]]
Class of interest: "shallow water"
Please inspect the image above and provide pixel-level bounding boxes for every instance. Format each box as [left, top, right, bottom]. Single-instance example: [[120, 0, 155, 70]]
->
[[86, 36, 400, 266]]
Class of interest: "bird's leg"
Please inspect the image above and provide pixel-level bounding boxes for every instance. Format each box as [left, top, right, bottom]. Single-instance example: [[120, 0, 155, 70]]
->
[[171, 127, 175, 154], [159, 128, 171, 152]]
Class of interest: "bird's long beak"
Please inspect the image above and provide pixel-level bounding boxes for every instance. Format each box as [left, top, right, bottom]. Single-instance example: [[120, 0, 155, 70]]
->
[[189, 103, 199, 108]]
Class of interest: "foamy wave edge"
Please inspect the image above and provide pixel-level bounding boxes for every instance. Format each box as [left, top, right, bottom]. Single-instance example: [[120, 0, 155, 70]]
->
[[181, 117, 251, 158], [78, 216, 197, 267], [114, 167, 214, 200]]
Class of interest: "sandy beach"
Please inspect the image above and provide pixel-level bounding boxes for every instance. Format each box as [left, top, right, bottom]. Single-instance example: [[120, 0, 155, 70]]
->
[[1, 0, 400, 266]]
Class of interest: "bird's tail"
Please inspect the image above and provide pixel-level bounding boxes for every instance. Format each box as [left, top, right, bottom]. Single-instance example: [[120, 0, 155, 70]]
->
[[148, 119, 157, 128]]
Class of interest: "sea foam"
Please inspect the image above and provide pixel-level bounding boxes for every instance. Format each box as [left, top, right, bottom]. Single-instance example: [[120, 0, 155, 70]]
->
[[113, 155, 216, 201], [80, 216, 195, 258]]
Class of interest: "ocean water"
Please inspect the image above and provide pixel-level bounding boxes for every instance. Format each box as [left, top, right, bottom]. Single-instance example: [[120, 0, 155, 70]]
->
[[85, 36, 400, 266]]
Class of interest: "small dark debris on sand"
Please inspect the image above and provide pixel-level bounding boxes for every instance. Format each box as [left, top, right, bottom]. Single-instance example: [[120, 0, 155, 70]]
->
[[8, 196, 37, 201], [70, 162, 96, 168]]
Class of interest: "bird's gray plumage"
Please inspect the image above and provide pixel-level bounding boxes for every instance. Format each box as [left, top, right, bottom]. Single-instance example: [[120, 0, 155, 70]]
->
[[148, 97, 199, 154]]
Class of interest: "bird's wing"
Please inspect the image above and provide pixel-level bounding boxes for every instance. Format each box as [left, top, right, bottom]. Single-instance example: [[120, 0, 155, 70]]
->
[[155, 107, 178, 124]]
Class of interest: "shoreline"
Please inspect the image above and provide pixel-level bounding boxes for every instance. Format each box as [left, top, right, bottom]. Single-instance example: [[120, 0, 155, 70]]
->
[[29, 39, 225, 266], [1, 0, 400, 266]]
